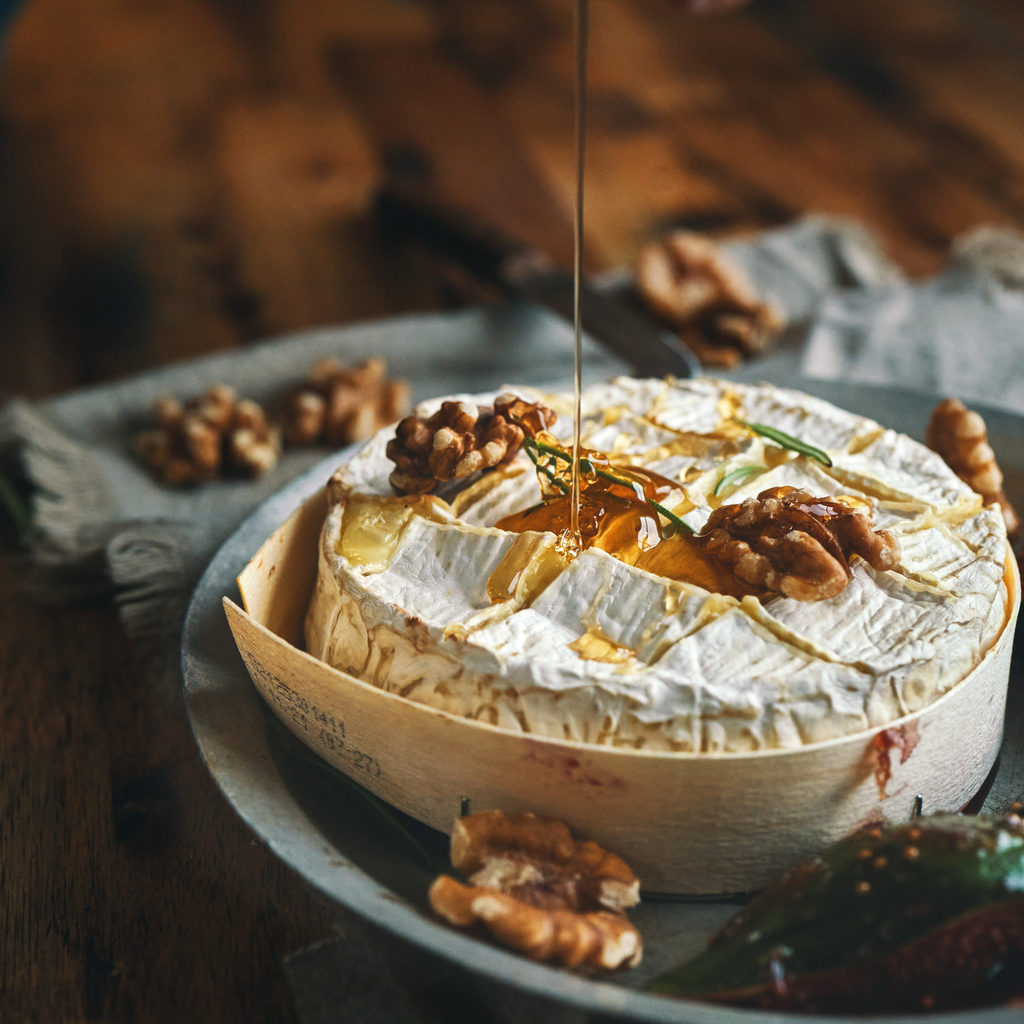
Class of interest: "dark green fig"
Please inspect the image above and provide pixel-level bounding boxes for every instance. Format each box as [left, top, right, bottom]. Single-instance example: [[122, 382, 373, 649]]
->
[[648, 812, 1024, 1012]]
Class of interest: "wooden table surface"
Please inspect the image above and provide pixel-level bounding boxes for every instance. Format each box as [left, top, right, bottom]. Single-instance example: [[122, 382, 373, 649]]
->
[[3, 1, 1024, 1020]]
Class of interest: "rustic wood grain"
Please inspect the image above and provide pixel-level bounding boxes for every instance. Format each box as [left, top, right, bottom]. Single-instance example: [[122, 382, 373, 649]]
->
[[2, 0, 1024, 1020], [1, 0, 1023, 401], [0, 554, 333, 1022]]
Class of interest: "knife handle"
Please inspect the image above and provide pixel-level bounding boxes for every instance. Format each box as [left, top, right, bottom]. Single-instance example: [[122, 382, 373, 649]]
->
[[374, 184, 553, 291], [374, 182, 700, 379]]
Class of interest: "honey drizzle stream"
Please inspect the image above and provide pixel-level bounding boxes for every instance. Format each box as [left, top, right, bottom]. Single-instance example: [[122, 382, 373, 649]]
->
[[562, 0, 588, 558]]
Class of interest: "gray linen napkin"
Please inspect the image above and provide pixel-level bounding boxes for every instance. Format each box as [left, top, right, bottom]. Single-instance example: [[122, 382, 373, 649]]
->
[[802, 225, 1024, 414]]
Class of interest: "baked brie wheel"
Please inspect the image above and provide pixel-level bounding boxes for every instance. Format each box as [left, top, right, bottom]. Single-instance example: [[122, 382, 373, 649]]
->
[[305, 377, 1013, 755]]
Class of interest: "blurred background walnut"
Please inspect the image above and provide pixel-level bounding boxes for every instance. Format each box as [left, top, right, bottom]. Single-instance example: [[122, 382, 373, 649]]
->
[[135, 386, 280, 485], [635, 231, 783, 369], [927, 397, 1019, 541], [282, 357, 410, 447]]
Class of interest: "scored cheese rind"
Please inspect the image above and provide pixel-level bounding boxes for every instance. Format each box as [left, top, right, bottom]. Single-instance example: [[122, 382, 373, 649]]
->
[[305, 377, 1011, 753]]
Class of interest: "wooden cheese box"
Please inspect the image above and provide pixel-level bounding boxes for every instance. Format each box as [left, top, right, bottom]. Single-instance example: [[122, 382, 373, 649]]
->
[[224, 484, 1020, 894]]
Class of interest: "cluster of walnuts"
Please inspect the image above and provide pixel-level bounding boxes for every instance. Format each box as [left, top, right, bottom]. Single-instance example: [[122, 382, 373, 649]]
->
[[635, 230, 783, 369], [134, 386, 280, 486], [386, 394, 555, 495], [429, 810, 642, 971], [280, 357, 410, 447], [135, 358, 409, 486]]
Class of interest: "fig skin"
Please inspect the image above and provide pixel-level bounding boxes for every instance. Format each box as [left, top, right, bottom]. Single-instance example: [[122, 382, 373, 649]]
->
[[648, 812, 1024, 1012]]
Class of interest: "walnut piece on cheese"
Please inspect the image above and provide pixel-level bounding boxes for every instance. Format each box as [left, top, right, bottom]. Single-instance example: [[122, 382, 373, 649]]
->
[[698, 485, 900, 601], [386, 394, 555, 495]]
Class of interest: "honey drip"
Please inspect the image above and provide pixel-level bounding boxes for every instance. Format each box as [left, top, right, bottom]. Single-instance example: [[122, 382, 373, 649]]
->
[[485, 533, 568, 605], [495, 461, 748, 597], [491, 5, 745, 599], [561, 0, 589, 560]]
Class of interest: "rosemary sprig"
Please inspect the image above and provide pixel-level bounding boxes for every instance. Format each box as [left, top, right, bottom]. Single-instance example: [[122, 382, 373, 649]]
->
[[714, 463, 767, 496], [649, 498, 695, 536], [740, 421, 833, 467], [523, 438, 694, 535], [524, 440, 569, 494]]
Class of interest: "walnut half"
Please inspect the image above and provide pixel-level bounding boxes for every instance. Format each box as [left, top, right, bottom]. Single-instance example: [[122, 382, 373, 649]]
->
[[926, 397, 1019, 541], [428, 810, 642, 970], [698, 486, 900, 601]]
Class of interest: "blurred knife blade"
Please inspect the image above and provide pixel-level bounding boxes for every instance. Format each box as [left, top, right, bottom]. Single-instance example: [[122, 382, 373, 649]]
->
[[374, 185, 699, 379]]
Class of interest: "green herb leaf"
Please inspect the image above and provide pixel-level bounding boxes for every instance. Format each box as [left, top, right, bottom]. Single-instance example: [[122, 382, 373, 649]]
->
[[527, 437, 574, 467], [714, 463, 767, 496], [647, 814, 1024, 1008], [741, 421, 833, 467], [524, 439, 694, 535], [0, 473, 32, 547]]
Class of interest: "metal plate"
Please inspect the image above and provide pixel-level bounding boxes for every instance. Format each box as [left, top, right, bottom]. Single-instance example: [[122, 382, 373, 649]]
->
[[182, 334, 1023, 1022]]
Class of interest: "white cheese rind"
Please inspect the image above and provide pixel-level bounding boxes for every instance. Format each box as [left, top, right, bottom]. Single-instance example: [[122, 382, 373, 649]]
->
[[305, 377, 1011, 753]]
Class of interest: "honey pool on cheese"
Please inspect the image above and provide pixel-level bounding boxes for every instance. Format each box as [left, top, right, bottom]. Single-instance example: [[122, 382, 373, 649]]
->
[[304, 377, 1012, 753]]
